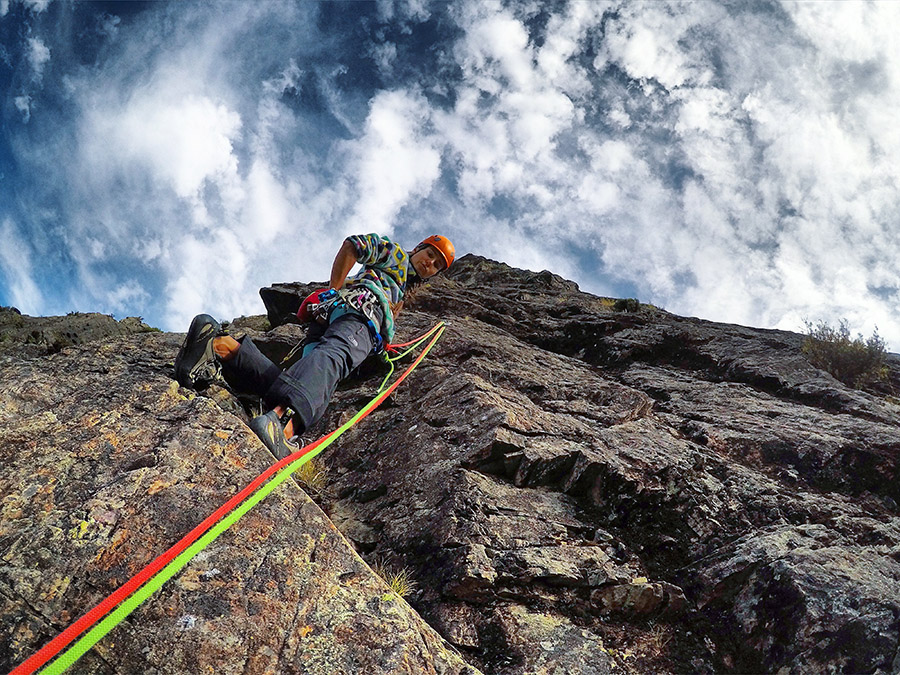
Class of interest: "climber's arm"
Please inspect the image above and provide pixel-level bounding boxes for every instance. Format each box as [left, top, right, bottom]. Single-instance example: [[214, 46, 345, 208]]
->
[[329, 240, 359, 290]]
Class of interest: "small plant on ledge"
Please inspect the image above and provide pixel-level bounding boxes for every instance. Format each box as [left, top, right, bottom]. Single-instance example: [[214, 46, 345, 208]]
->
[[372, 557, 417, 599], [802, 319, 888, 389]]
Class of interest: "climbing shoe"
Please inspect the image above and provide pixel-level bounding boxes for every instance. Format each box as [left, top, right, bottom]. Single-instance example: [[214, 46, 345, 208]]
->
[[174, 313, 222, 388], [248, 409, 299, 460]]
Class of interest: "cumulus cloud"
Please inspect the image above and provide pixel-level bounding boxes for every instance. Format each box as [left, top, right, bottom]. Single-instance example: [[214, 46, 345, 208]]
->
[[2, 0, 899, 347], [347, 90, 441, 235], [98, 13, 121, 39], [370, 42, 397, 77], [13, 95, 31, 122], [163, 231, 250, 329], [27, 36, 50, 80], [466, 0, 900, 346], [376, 0, 430, 26], [437, 2, 588, 210], [23, 0, 51, 12], [83, 91, 244, 223]]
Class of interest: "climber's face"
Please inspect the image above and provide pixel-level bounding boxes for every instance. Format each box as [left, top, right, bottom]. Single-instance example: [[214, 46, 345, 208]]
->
[[410, 245, 445, 279]]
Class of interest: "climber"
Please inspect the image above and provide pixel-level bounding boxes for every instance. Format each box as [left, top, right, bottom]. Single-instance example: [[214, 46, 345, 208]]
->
[[174, 233, 455, 459]]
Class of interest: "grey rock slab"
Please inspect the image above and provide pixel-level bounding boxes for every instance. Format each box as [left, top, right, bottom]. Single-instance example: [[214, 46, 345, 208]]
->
[[0, 334, 477, 674]]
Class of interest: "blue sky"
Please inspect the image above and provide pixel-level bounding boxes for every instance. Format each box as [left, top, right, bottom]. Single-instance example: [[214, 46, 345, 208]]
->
[[1, 0, 899, 349]]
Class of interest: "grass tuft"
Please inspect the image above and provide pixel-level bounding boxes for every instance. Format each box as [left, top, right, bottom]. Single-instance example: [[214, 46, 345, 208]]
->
[[371, 557, 417, 598], [295, 457, 330, 494]]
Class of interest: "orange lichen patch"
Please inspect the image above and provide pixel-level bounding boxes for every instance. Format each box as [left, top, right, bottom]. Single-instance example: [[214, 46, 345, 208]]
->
[[215, 430, 230, 440], [93, 528, 130, 567], [298, 625, 314, 638], [1, 503, 24, 521], [242, 518, 276, 544], [319, 584, 341, 602], [35, 465, 58, 481], [224, 450, 249, 469], [147, 478, 172, 495], [81, 412, 102, 428], [333, 624, 355, 641], [103, 430, 122, 449]]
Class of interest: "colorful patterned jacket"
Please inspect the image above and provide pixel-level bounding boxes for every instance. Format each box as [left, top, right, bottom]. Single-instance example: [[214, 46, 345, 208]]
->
[[345, 233, 413, 341]]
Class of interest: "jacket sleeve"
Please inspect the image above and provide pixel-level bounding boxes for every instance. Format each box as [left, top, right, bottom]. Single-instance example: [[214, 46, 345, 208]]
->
[[346, 233, 394, 267]]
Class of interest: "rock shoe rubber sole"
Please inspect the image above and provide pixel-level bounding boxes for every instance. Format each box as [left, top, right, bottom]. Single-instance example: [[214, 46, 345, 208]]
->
[[174, 313, 221, 388], [248, 410, 299, 460]]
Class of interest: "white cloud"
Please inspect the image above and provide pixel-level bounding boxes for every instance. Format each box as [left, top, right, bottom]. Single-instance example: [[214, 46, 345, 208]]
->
[[81, 90, 244, 226], [596, 3, 717, 90], [0, 218, 42, 313], [99, 13, 121, 39], [376, 0, 430, 25], [371, 42, 397, 77], [14, 95, 31, 122], [6, 0, 900, 349], [436, 1, 593, 212], [462, 10, 534, 90], [784, 0, 898, 63], [1, 0, 9, 17], [105, 280, 150, 315], [347, 90, 441, 234], [163, 230, 249, 329], [23, 0, 51, 12], [242, 159, 291, 244], [27, 36, 50, 80]]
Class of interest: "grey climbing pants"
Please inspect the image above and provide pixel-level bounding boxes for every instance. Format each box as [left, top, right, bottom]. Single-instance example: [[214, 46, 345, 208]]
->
[[221, 312, 378, 432]]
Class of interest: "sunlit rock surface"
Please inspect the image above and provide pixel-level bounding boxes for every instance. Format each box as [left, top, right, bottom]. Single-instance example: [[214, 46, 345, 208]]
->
[[0, 315, 474, 674]]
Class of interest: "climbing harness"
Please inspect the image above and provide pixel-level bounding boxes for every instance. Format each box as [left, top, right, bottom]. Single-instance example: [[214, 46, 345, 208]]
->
[[11, 322, 445, 675], [282, 287, 385, 367], [316, 287, 382, 337]]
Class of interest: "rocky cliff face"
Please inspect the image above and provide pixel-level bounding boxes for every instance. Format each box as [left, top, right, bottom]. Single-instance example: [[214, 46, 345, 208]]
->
[[3, 256, 900, 674]]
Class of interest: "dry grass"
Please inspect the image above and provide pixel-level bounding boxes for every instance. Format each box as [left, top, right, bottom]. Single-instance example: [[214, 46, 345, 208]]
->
[[646, 623, 673, 655], [295, 457, 329, 494], [371, 558, 417, 598]]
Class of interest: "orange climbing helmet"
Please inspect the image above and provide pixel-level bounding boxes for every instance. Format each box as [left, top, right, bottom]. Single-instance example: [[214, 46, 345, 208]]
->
[[418, 234, 455, 270]]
